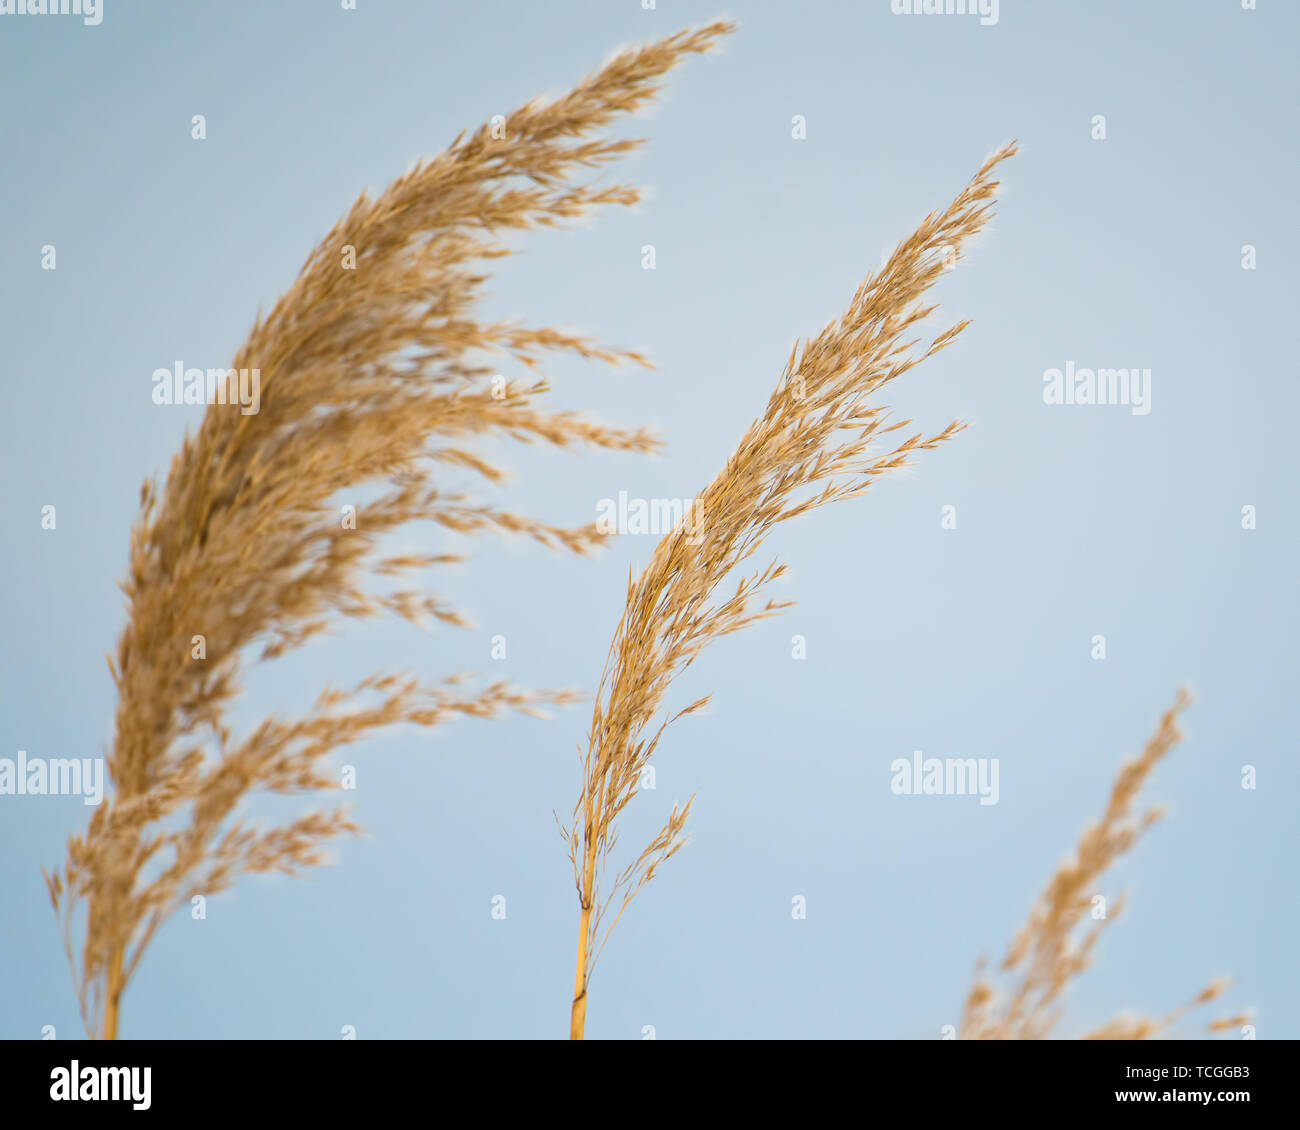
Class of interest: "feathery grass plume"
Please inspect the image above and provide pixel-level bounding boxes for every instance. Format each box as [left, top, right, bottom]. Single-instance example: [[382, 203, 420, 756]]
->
[[43, 18, 735, 1040], [561, 141, 1020, 1039], [959, 690, 1249, 1039]]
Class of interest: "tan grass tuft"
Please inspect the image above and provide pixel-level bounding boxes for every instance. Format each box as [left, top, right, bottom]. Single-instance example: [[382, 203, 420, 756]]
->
[[561, 141, 1020, 1038], [44, 18, 733, 1040], [959, 690, 1246, 1039]]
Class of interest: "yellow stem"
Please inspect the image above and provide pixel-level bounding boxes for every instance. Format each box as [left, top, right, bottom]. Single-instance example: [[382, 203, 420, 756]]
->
[[570, 985, 588, 1041], [103, 943, 124, 1040], [570, 833, 598, 1040]]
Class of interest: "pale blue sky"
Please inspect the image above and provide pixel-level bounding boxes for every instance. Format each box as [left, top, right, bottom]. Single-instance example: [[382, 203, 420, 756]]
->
[[1, 0, 1296, 1039]]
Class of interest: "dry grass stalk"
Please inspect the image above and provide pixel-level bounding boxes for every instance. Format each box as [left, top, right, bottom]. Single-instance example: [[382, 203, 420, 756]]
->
[[959, 690, 1249, 1039], [562, 141, 1020, 1038], [44, 20, 731, 1040]]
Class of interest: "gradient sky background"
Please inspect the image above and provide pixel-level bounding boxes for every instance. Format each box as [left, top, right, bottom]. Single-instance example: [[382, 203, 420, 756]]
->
[[1, 0, 1296, 1040]]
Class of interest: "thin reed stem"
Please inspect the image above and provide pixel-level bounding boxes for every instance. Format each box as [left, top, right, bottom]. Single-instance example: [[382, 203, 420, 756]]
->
[[562, 141, 1019, 1036], [103, 944, 123, 1041]]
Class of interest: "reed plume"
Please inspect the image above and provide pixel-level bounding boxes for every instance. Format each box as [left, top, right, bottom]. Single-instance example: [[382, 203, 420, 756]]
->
[[44, 19, 733, 1040], [959, 690, 1251, 1039], [562, 141, 1020, 1039]]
